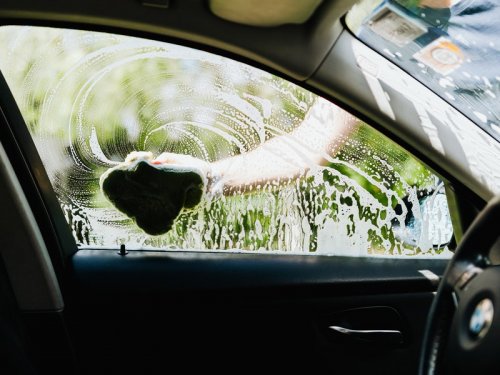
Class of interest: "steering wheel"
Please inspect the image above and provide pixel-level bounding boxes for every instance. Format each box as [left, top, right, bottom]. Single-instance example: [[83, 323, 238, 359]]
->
[[419, 196, 500, 375]]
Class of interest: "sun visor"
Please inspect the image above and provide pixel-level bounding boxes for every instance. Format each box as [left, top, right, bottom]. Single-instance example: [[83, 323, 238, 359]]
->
[[209, 0, 323, 27]]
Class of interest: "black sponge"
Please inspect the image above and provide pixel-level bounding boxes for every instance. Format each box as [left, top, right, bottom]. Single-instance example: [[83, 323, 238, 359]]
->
[[101, 160, 206, 235]]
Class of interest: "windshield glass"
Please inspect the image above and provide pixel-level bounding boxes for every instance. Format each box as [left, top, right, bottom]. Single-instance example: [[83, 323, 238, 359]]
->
[[347, 0, 500, 141], [0, 26, 452, 257]]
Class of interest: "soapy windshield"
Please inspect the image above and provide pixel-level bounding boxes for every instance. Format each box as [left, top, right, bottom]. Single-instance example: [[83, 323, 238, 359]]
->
[[347, 0, 500, 141]]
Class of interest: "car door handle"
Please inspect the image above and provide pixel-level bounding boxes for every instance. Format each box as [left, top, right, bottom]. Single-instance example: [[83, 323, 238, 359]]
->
[[328, 325, 403, 345]]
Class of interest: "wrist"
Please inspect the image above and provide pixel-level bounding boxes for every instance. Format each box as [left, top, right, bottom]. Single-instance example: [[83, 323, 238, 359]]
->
[[206, 164, 224, 197]]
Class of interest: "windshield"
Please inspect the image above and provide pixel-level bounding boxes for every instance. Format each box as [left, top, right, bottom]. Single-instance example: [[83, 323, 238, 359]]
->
[[347, 0, 500, 141]]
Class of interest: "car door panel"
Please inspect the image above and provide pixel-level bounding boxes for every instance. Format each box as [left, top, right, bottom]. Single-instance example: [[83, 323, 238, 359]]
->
[[70, 250, 445, 374]]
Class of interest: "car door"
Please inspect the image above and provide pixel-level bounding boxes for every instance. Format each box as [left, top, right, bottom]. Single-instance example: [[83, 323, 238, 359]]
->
[[0, 21, 480, 375]]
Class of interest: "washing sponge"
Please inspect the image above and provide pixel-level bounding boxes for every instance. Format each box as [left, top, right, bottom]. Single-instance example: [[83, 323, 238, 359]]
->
[[100, 152, 206, 235]]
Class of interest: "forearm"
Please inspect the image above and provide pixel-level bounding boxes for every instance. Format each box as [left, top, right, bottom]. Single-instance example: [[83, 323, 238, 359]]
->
[[210, 98, 358, 195]]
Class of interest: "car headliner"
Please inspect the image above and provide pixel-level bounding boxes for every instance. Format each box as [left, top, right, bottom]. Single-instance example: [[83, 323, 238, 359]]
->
[[0, 0, 499, 202]]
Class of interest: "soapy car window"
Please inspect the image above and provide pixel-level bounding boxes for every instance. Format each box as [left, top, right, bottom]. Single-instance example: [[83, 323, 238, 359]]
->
[[0, 26, 453, 257]]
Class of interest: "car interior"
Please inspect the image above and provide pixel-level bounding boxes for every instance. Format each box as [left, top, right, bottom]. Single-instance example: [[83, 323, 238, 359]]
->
[[0, 0, 498, 374]]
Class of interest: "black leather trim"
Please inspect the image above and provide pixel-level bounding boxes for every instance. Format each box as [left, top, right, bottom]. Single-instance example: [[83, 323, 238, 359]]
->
[[72, 249, 447, 298]]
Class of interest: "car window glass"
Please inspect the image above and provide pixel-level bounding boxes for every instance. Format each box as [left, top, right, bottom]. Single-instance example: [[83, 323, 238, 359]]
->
[[0, 26, 453, 257]]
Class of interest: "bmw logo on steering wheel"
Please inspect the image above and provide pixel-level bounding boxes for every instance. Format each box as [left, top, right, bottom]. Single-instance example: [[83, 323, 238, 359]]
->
[[469, 298, 494, 339]]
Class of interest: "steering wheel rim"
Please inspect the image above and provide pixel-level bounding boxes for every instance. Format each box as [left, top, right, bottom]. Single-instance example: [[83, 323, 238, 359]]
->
[[419, 195, 500, 375]]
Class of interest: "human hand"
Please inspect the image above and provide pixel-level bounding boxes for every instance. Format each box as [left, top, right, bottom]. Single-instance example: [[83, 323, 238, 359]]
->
[[419, 0, 452, 8]]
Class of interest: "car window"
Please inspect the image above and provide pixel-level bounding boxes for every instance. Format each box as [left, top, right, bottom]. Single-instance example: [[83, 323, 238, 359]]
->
[[0, 26, 453, 257]]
